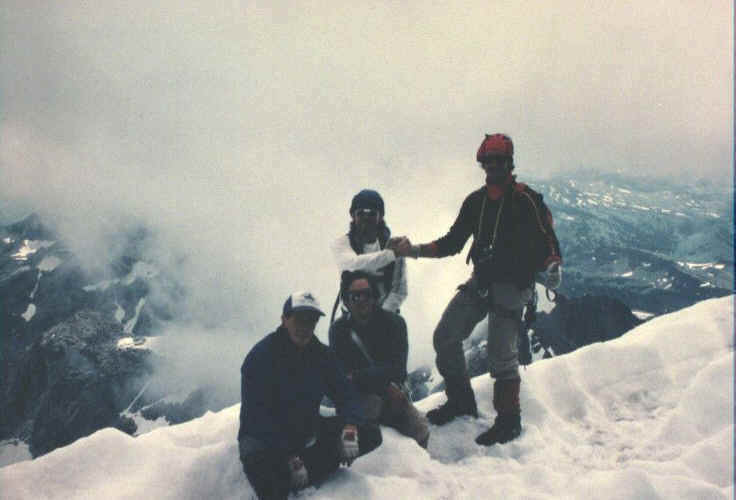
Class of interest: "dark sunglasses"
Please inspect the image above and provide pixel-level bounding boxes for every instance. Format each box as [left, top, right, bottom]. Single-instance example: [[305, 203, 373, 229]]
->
[[480, 157, 509, 170], [354, 208, 378, 218], [348, 289, 373, 303]]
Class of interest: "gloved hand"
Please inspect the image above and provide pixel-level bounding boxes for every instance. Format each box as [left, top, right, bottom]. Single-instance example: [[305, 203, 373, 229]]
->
[[339, 424, 359, 466], [544, 261, 562, 290], [287, 455, 309, 489]]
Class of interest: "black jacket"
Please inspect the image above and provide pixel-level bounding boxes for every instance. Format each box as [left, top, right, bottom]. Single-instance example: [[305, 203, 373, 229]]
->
[[433, 181, 562, 289], [238, 327, 363, 454], [329, 308, 408, 396]]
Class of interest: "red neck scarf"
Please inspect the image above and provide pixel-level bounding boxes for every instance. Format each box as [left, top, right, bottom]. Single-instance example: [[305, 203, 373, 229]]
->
[[486, 173, 513, 200]]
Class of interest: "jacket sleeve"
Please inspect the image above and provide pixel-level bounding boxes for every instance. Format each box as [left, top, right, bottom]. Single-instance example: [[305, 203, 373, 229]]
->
[[240, 345, 290, 453], [538, 196, 562, 267], [381, 256, 407, 313], [331, 233, 397, 273], [324, 349, 364, 425], [351, 314, 408, 394], [431, 193, 476, 258], [517, 188, 562, 270]]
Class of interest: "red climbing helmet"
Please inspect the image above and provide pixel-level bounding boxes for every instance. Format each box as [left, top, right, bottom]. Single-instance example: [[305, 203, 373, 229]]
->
[[476, 133, 514, 162]]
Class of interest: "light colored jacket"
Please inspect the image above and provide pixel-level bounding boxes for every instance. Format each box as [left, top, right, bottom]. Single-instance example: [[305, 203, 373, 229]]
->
[[331, 234, 407, 313]]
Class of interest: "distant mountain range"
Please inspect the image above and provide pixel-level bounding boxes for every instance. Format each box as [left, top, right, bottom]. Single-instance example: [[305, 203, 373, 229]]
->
[[0, 170, 732, 459], [533, 170, 732, 314]]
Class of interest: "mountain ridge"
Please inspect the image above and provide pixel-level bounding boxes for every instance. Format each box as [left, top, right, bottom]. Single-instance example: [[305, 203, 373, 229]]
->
[[0, 169, 732, 460], [1, 296, 731, 499]]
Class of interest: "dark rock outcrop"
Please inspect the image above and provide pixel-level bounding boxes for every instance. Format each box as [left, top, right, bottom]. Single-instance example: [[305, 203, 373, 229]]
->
[[452, 294, 643, 395], [1, 310, 152, 457], [532, 294, 643, 356], [406, 365, 432, 402]]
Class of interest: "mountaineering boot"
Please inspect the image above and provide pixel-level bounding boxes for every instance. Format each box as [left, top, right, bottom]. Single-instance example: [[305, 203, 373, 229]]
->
[[475, 413, 521, 445], [426, 399, 476, 426], [426, 377, 478, 426], [475, 378, 522, 446]]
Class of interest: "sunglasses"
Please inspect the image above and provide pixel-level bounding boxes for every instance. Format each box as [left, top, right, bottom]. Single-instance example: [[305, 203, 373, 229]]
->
[[348, 289, 374, 303], [480, 157, 509, 170], [354, 208, 378, 218]]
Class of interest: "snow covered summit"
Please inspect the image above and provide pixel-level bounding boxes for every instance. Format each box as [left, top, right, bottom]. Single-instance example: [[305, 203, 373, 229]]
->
[[1, 296, 732, 499]]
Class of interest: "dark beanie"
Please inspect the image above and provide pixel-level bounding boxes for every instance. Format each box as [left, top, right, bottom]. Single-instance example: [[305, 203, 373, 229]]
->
[[349, 189, 384, 215]]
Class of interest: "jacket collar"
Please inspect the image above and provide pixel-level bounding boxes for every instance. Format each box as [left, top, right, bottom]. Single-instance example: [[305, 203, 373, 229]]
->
[[274, 325, 318, 357]]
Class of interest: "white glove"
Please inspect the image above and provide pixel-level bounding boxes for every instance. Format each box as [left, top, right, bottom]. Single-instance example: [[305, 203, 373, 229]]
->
[[339, 425, 360, 466], [288, 455, 309, 489], [544, 261, 562, 290]]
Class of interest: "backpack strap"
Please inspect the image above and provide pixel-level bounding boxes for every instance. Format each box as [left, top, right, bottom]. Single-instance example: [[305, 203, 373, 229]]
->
[[329, 292, 341, 326], [466, 194, 488, 264], [350, 330, 375, 365], [350, 324, 413, 399]]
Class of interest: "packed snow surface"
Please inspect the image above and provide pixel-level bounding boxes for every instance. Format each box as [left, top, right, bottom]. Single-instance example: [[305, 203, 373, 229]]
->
[[20, 304, 36, 322], [83, 280, 117, 292], [114, 303, 125, 322], [1, 296, 733, 499], [116, 336, 160, 351], [123, 298, 146, 334], [632, 310, 655, 320], [10, 240, 55, 261], [678, 262, 726, 271], [0, 441, 31, 468]]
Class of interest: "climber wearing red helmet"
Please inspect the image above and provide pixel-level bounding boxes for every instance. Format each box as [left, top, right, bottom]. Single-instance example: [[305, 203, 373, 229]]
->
[[476, 133, 515, 195], [394, 133, 562, 446]]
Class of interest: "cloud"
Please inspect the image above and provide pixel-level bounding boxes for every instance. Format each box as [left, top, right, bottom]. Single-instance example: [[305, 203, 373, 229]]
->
[[0, 0, 731, 401]]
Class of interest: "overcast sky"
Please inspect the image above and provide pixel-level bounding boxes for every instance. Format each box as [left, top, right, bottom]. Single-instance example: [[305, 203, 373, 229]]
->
[[0, 1, 732, 396]]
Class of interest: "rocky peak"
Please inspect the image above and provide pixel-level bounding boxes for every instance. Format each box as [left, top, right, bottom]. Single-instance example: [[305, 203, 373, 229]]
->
[[2, 310, 152, 457]]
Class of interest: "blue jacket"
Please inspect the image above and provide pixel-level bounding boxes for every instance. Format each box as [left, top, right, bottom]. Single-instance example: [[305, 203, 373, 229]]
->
[[238, 326, 363, 455]]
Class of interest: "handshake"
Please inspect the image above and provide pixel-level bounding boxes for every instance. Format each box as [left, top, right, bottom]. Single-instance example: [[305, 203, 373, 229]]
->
[[387, 236, 415, 258]]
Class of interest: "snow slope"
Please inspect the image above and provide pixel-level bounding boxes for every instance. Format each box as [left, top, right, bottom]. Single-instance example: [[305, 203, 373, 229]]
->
[[1, 296, 732, 500]]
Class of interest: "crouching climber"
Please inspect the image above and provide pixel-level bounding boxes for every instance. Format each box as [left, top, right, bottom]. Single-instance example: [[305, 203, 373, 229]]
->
[[238, 290, 382, 499], [330, 271, 429, 448]]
